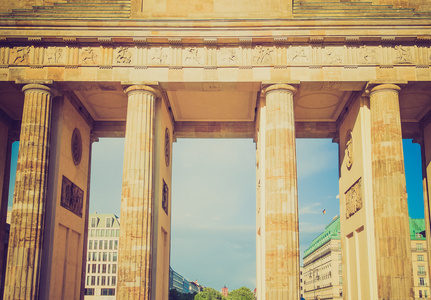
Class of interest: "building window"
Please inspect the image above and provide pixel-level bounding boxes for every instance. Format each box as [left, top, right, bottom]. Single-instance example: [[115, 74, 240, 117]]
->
[[106, 217, 112, 228], [112, 264, 117, 273], [418, 255, 425, 261], [116, 229, 120, 237], [113, 252, 118, 262], [101, 276, 106, 286], [92, 264, 96, 273], [420, 290, 423, 298], [94, 241, 98, 250], [91, 276, 95, 285], [87, 276, 90, 285], [418, 266, 426, 276], [101, 229, 105, 237], [109, 240, 113, 250], [87, 264, 90, 273], [425, 290, 428, 298], [96, 229, 100, 237], [111, 229, 115, 237], [104, 240, 108, 250], [85, 288, 95, 295], [417, 243, 424, 251], [92, 253, 97, 261], [102, 264, 107, 273], [103, 252, 107, 262], [90, 229, 94, 237], [99, 240, 103, 250], [91, 218, 97, 228], [417, 233, 423, 239], [420, 277, 426, 286], [101, 288, 116, 296], [114, 240, 118, 250], [89, 240, 93, 250], [338, 254, 342, 260], [111, 276, 116, 286]]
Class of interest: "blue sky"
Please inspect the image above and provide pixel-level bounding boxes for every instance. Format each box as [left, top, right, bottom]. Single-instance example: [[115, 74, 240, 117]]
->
[[7, 137, 424, 292]]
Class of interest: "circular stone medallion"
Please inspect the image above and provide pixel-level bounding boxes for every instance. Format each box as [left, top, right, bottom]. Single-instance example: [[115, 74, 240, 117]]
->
[[71, 128, 82, 166], [165, 128, 170, 167]]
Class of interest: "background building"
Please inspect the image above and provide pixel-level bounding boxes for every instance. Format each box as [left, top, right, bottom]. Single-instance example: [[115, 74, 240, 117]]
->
[[169, 266, 203, 294], [303, 217, 431, 300], [84, 213, 120, 299]]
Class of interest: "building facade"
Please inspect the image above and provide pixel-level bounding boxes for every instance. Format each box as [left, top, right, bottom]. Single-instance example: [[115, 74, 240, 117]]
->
[[304, 217, 431, 300], [0, 0, 431, 299], [169, 267, 202, 295], [84, 213, 120, 299]]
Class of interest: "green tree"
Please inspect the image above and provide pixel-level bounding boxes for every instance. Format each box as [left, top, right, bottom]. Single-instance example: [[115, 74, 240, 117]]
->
[[170, 289, 198, 300], [195, 287, 226, 300], [227, 287, 255, 300]]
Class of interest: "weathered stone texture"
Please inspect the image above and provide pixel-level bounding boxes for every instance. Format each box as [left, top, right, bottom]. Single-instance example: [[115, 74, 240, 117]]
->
[[370, 84, 414, 300], [4, 84, 53, 300], [264, 84, 299, 300], [117, 85, 156, 300]]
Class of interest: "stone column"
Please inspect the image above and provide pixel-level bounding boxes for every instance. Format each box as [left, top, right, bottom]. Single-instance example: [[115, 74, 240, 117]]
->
[[117, 85, 157, 300], [4, 84, 54, 300], [264, 84, 299, 299], [370, 84, 413, 299]]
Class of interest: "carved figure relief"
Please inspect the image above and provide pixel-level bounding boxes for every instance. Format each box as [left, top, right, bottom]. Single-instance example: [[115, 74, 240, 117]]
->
[[253, 46, 273, 64], [71, 128, 82, 166], [323, 47, 342, 64], [165, 128, 170, 167], [395, 45, 412, 63], [345, 178, 362, 219], [61, 176, 84, 218], [162, 179, 169, 215], [12, 46, 31, 64], [149, 47, 167, 64], [359, 46, 377, 64], [291, 46, 310, 63], [184, 47, 202, 65], [345, 130, 353, 170], [81, 47, 98, 64], [46, 47, 63, 64], [116, 47, 132, 64], [219, 48, 238, 65]]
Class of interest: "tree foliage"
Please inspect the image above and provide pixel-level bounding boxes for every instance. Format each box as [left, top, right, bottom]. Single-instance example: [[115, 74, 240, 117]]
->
[[227, 287, 255, 300], [194, 287, 226, 300], [169, 289, 197, 300]]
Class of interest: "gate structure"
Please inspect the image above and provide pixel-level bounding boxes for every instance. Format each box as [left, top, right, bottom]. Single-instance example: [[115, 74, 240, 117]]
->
[[1, 0, 431, 299]]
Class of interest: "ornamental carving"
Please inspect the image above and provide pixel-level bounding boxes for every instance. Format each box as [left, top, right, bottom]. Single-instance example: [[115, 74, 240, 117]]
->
[[165, 128, 170, 167], [323, 47, 342, 64], [345, 130, 353, 170], [61, 176, 84, 218], [218, 48, 238, 65], [395, 45, 412, 63], [12, 46, 31, 64], [253, 46, 273, 64], [81, 47, 98, 64], [46, 47, 63, 64], [71, 128, 82, 166], [290, 46, 310, 63], [116, 47, 132, 64], [345, 178, 362, 219], [162, 179, 169, 215], [149, 47, 167, 64], [184, 47, 203, 65], [359, 46, 377, 64]]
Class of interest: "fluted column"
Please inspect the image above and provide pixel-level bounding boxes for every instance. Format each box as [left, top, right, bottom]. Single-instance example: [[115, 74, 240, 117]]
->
[[4, 84, 54, 300], [370, 84, 413, 299], [264, 84, 299, 300], [117, 85, 157, 300]]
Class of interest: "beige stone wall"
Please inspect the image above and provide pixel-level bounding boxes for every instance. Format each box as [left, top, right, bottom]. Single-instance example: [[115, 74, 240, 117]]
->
[[39, 95, 91, 300], [338, 95, 378, 300], [151, 91, 174, 300]]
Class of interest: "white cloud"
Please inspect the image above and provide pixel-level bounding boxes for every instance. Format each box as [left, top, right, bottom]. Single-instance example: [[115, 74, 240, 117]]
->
[[299, 202, 322, 215]]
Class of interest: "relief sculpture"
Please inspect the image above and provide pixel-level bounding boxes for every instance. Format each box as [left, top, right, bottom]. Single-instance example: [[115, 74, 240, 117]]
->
[[162, 179, 169, 215], [61, 176, 84, 218], [345, 178, 362, 219], [359, 46, 377, 64], [219, 48, 238, 65], [13, 46, 31, 64], [184, 47, 202, 65], [291, 46, 309, 63], [81, 47, 98, 64], [149, 47, 167, 64], [323, 47, 342, 64], [253, 46, 273, 64], [46, 47, 63, 64], [116, 47, 132, 64], [395, 45, 412, 63]]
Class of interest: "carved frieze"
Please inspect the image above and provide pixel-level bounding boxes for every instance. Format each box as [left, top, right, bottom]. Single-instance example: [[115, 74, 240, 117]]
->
[[1, 43, 429, 68], [115, 46, 133, 64], [61, 176, 84, 218], [253, 46, 274, 64], [46, 47, 64, 64], [218, 47, 238, 65], [345, 178, 362, 219]]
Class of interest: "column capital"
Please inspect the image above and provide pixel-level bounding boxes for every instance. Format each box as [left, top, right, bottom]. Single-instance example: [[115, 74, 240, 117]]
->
[[263, 83, 297, 95], [370, 83, 401, 95], [21, 83, 60, 97], [124, 85, 161, 98]]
